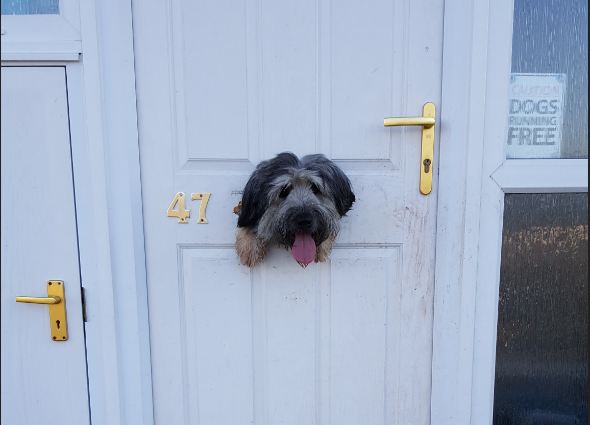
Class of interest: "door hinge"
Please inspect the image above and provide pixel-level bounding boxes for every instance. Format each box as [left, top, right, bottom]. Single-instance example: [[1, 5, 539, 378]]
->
[[81, 286, 87, 322]]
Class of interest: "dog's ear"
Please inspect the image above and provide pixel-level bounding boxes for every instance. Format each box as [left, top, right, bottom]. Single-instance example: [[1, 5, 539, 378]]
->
[[301, 154, 355, 216], [238, 174, 266, 228], [238, 152, 300, 228]]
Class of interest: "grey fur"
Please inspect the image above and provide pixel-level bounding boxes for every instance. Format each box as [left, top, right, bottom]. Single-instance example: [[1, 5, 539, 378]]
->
[[236, 152, 355, 266]]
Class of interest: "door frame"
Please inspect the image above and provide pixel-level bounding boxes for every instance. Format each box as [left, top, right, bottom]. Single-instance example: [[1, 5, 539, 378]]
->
[[73, 1, 153, 424], [431, 1, 588, 424]]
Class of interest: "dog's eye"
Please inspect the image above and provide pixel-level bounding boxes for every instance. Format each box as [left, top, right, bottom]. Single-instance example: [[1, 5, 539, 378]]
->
[[310, 183, 321, 195], [279, 185, 291, 198]]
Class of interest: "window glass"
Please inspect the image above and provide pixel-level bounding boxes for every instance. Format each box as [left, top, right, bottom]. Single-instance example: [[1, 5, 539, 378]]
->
[[1, 0, 58, 15], [507, 0, 588, 159], [493, 193, 588, 424]]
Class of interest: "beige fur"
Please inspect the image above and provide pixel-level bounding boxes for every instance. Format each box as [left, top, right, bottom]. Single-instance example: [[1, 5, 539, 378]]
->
[[235, 227, 266, 267], [315, 234, 336, 263]]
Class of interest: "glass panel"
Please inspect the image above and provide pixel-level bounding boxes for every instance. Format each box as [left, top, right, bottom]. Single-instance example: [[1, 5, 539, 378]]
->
[[1, 0, 59, 15], [506, 0, 588, 159], [494, 193, 588, 425]]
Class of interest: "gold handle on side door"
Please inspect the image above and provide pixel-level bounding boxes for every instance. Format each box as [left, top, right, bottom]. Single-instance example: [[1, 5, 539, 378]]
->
[[16, 280, 69, 341], [384, 102, 436, 195]]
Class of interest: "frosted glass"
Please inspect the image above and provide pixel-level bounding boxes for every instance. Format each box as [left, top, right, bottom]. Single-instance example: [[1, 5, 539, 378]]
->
[[494, 193, 588, 425], [507, 0, 588, 158], [1, 0, 58, 15]]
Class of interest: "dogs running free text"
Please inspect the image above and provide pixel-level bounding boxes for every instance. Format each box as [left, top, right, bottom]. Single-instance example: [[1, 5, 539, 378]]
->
[[235, 152, 355, 267]]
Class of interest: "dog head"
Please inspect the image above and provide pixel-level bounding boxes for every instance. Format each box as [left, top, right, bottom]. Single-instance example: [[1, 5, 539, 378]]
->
[[236, 152, 355, 267]]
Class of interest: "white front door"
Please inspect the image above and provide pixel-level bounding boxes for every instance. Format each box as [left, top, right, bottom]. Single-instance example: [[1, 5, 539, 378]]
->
[[133, 0, 443, 423], [1, 67, 90, 425]]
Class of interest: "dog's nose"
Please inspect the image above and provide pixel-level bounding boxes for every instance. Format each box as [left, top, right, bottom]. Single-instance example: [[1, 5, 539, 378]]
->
[[294, 213, 313, 231]]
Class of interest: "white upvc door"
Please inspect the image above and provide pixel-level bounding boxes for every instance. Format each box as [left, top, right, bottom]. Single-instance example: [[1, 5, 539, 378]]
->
[[133, 0, 444, 424], [0, 66, 90, 425]]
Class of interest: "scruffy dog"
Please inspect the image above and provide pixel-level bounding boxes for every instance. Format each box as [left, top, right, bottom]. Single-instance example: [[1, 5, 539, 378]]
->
[[235, 152, 355, 267]]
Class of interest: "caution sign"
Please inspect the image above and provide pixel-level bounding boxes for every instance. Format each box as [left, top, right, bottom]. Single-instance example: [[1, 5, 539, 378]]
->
[[507, 73, 566, 158]]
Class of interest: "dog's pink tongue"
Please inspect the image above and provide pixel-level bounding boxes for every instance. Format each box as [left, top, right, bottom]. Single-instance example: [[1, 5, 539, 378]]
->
[[291, 233, 316, 267]]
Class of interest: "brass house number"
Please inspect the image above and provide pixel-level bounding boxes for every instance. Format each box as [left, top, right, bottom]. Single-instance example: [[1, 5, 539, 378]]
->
[[167, 192, 211, 224]]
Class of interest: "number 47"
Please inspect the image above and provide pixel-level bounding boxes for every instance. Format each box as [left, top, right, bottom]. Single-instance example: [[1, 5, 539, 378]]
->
[[166, 192, 211, 224]]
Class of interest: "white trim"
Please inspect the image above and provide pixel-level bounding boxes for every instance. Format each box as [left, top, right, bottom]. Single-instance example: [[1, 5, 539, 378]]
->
[[0, 39, 82, 59], [64, 60, 120, 424], [492, 159, 588, 193], [431, 0, 493, 423], [1, 51, 80, 61], [467, 2, 515, 421], [73, 1, 154, 424]]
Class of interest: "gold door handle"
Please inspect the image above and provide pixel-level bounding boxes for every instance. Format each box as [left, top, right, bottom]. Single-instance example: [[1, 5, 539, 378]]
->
[[383, 116, 435, 127], [15, 296, 61, 304], [384, 102, 436, 195], [15, 280, 69, 341]]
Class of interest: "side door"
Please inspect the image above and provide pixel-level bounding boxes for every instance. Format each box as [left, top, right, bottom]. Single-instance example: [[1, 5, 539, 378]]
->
[[430, 0, 588, 424], [133, 0, 443, 424], [1, 66, 90, 425], [474, 0, 589, 423]]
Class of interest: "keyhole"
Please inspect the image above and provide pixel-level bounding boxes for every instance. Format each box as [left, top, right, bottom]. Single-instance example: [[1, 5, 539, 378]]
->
[[423, 158, 431, 173], [56, 320, 61, 329]]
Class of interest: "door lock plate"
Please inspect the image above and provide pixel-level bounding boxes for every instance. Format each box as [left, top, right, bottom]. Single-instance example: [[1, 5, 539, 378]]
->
[[48, 281, 68, 341], [419, 102, 435, 195]]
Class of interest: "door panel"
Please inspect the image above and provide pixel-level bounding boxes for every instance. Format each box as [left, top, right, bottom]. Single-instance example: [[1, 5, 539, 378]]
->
[[133, 0, 443, 423], [0, 67, 90, 425]]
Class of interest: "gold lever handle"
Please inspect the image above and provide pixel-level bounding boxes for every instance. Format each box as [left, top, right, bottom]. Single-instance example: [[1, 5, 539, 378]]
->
[[16, 295, 61, 304], [15, 281, 68, 341], [383, 116, 435, 127], [384, 102, 436, 195]]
